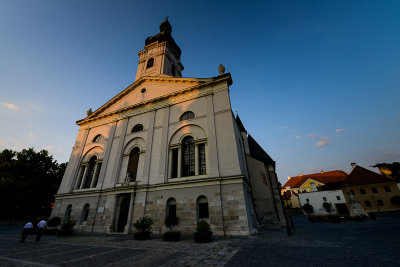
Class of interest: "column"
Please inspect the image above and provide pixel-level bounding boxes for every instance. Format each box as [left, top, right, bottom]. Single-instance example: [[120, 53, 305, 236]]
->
[[125, 192, 135, 234], [177, 147, 182, 178]]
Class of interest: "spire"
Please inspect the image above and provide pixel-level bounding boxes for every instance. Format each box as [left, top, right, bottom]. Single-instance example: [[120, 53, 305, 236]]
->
[[160, 16, 172, 33]]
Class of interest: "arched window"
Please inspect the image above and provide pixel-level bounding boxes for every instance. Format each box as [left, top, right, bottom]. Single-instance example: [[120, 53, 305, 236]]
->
[[83, 156, 97, 188], [182, 136, 195, 177], [127, 147, 140, 181], [81, 204, 90, 224], [180, 111, 195, 121], [93, 134, 103, 142], [132, 124, 144, 133], [166, 198, 177, 216], [197, 196, 209, 219], [64, 205, 72, 219], [146, 58, 154, 69]]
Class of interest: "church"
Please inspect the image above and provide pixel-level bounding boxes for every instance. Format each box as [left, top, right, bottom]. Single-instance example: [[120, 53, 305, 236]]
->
[[52, 19, 286, 236]]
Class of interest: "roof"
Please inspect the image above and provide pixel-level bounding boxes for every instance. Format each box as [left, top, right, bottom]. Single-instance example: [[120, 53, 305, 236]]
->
[[235, 115, 247, 133], [247, 134, 274, 166], [282, 170, 348, 189], [346, 165, 394, 186]]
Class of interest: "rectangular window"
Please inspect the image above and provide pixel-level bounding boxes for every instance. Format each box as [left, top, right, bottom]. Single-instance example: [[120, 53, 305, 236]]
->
[[171, 148, 178, 178], [323, 197, 327, 201], [371, 187, 378, 193], [336, 196, 341, 200], [198, 143, 206, 175], [365, 200, 371, 207], [360, 189, 366, 194], [384, 186, 391, 192], [377, 200, 384, 206]]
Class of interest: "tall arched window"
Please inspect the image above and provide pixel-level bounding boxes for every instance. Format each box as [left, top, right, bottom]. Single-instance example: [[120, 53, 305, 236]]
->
[[197, 196, 209, 219], [132, 124, 143, 133], [64, 205, 72, 219], [146, 58, 154, 68], [166, 198, 176, 216], [182, 136, 195, 177], [180, 111, 195, 121], [81, 204, 90, 224], [127, 147, 140, 181], [83, 156, 97, 188]]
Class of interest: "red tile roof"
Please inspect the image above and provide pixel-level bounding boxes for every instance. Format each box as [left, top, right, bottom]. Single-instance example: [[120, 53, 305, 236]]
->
[[346, 165, 394, 186], [282, 170, 348, 189]]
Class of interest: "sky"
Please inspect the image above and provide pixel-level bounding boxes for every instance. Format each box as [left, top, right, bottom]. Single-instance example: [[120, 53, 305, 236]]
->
[[1, 0, 399, 185]]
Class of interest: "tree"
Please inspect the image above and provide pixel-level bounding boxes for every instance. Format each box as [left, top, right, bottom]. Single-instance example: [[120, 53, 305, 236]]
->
[[302, 203, 314, 214], [0, 148, 66, 220]]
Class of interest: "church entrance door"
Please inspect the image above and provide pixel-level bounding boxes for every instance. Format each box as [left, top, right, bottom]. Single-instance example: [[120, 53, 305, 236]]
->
[[117, 195, 130, 232]]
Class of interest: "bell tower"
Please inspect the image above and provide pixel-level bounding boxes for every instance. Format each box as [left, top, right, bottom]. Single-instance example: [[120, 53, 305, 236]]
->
[[135, 18, 184, 81]]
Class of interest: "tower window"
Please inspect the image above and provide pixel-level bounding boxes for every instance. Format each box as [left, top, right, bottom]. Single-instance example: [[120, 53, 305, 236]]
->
[[146, 58, 154, 69], [171, 64, 176, 76], [180, 111, 195, 121], [141, 88, 147, 93], [132, 124, 144, 133]]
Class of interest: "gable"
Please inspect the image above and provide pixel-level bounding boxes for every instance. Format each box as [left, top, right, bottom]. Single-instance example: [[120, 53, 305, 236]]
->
[[80, 76, 211, 124], [299, 178, 325, 190]]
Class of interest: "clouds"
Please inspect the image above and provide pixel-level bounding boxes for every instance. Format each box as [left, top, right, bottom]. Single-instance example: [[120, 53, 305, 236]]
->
[[1, 103, 20, 111], [336, 129, 344, 133], [308, 133, 330, 147]]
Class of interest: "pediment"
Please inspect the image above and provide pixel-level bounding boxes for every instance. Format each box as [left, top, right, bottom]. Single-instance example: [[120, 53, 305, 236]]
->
[[78, 76, 211, 124]]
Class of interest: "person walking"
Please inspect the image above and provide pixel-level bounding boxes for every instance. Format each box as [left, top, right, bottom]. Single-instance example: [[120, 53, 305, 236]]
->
[[21, 221, 34, 243], [35, 218, 47, 242]]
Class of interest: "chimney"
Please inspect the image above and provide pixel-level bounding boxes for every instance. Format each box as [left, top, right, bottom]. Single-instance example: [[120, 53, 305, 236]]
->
[[321, 170, 324, 173], [298, 174, 303, 176], [351, 162, 357, 169], [287, 176, 291, 180]]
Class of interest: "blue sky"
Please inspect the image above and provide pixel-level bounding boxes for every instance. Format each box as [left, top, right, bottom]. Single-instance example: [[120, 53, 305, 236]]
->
[[1, 0, 399, 185]]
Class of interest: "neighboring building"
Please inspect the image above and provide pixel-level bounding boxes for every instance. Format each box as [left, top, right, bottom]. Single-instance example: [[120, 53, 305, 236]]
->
[[282, 190, 300, 208], [281, 170, 348, 208], [343, 164, 400, 213], [51, 19, 285, 236], [298, 190, 348, 216]]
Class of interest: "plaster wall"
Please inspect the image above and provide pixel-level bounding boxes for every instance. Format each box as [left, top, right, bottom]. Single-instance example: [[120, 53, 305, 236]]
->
[[298, 190, 346, 215]]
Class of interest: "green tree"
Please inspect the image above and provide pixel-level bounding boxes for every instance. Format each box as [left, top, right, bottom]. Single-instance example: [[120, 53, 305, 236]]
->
[[0, 148, 66, 220]]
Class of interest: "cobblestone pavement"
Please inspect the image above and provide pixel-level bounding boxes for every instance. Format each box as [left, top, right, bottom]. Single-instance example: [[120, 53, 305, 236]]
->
[[1, 215, 399, 266]]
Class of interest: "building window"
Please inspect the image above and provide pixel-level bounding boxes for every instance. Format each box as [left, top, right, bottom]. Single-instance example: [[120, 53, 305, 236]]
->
[[384, 186, 391, 192], [146, 58, 154, 68], [81, 204, 90, 224], [171, 64, 176, 76], [93, 134, 103, 142], [141, 88, 147, 93], [132, 124, 144, 133], [377, 200, 384, 206], [75, 156, 102, 190], [360, 189, 366, 194], [180, 111, 195, 121], [336, 196, 341, 200], [127, 147, 140, 182], [197, 196, 209, 219], [306, 198, 310, 203], [171, 148, 178, 178], [323, 197, 327, 202], [371, 187, 378, 193], [64, 205, 72, 219], [166, 198, 176, 216], [198, 143, 206, 175], [365, 200, 371, 207], [182, 136, 195, 177]]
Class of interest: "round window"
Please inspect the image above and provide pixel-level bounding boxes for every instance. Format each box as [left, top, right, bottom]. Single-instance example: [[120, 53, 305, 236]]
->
[[141, 88, 147, 93]]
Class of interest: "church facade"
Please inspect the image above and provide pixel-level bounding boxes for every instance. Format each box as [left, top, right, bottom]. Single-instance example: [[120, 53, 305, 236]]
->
[[51, 19, 285, 236]]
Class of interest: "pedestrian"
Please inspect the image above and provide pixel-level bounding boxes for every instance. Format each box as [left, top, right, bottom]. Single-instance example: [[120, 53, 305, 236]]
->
[[21, 221, 34, 243], [35, 218, 47, 242]]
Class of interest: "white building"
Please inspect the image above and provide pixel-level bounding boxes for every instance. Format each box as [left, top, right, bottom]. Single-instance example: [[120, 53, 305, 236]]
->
[[298, 190, 348, 216], [51, 19, 285, 236]]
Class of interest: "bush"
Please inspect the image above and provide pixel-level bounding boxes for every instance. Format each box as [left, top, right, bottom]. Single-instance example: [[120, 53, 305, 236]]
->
[[163, 214, 180, 242], [57, 218, 75, 236], [48, 217, 62, 227], [302, 203, 314, 214], [133, 216, 154, 240], [194, 220, 212, 243]]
